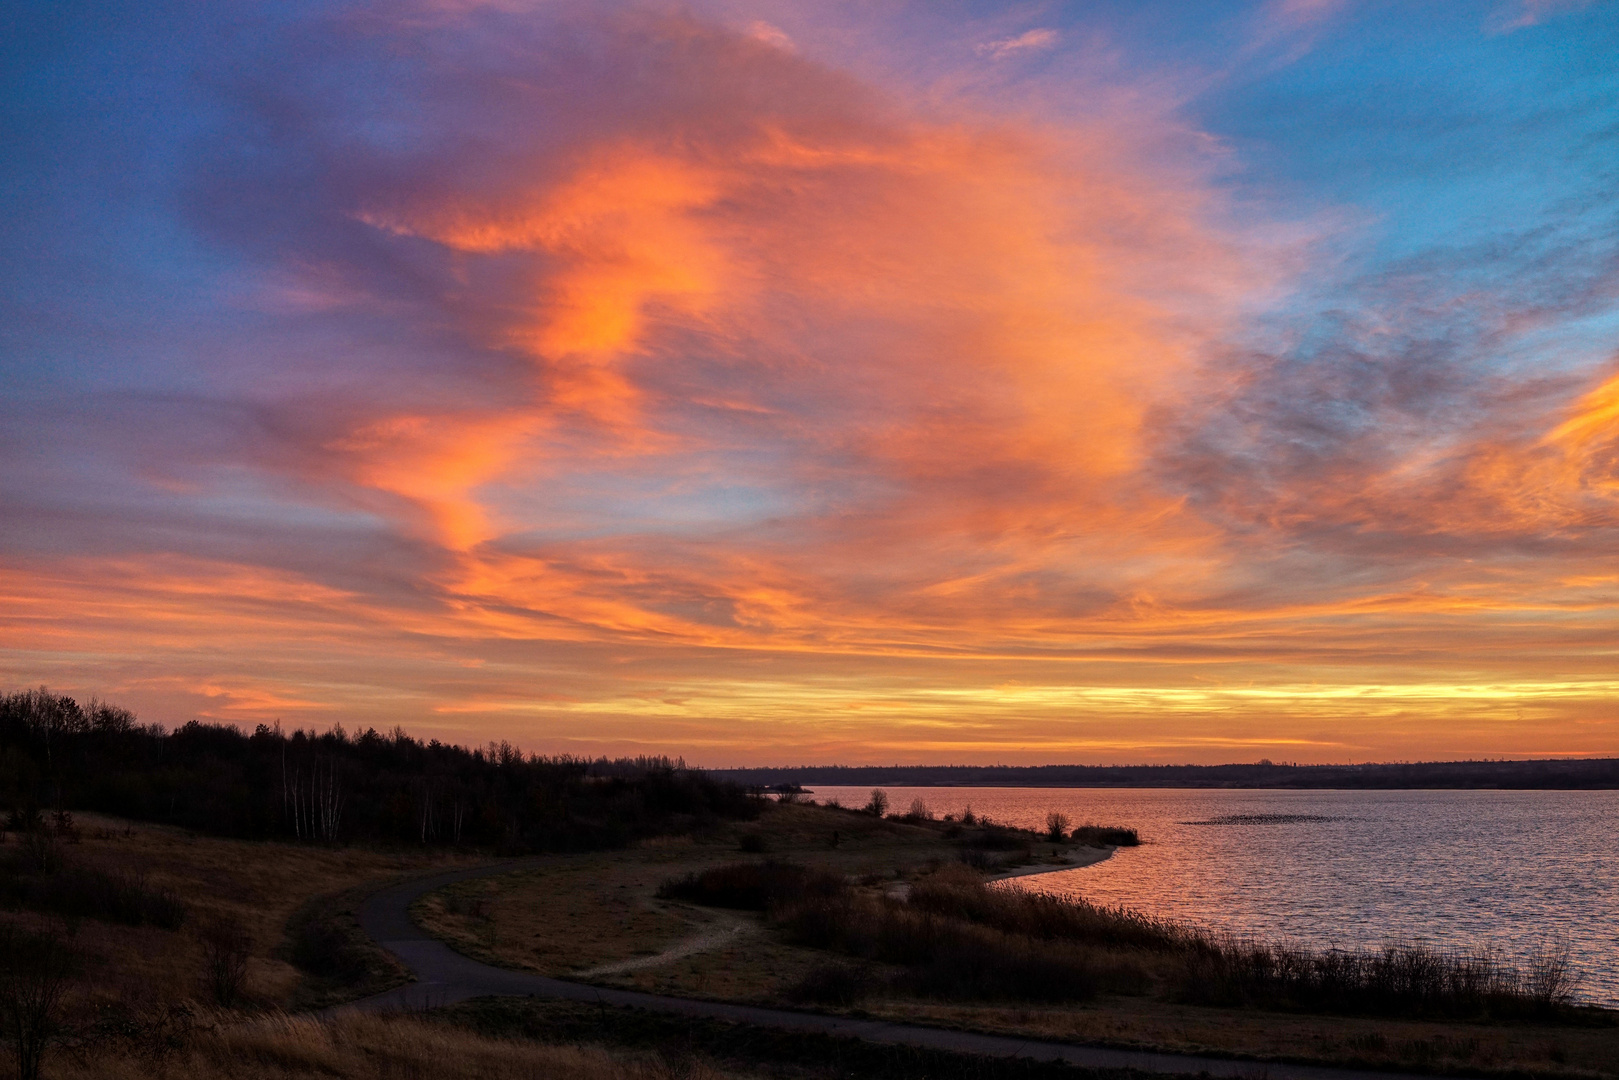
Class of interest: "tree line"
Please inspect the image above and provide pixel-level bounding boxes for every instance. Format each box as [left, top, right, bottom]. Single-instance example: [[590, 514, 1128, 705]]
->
[[712, 758, 1619, 789], [0, 688, 756, 850]]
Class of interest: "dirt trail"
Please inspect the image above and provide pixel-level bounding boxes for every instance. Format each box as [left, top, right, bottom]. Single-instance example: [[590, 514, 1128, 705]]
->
[[342, 857, 1429, 1080], [575, 909, 755, 977]]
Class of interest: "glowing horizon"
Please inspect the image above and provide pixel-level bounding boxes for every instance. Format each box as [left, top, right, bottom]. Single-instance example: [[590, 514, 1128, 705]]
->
[[3, 1, 1617, 765]]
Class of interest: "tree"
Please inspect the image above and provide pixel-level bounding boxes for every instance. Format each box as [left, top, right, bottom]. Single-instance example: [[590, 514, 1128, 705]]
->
[[1045, 810, 1071, 842], [0, 925, 79, 1080], [864, 788, 889, 817]]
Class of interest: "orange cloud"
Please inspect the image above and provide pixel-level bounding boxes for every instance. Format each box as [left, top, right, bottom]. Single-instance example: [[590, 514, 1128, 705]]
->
[[7, 3, 1617, 764]]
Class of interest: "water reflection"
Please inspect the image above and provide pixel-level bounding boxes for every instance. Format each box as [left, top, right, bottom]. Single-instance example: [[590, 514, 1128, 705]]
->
[[809, 786, 1619, 1005]]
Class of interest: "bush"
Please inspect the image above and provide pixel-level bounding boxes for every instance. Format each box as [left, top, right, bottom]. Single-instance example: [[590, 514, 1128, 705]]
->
[[775, 891, 1141, 1002], [784, 962, 872, 1006], [287, 912, 370, 984], [908, 868, 1181, 952], [0, 859, 186, 929], [1044, 811, 1070, 841], [1070, 825, 1140, 847], [200, 913, 252, 1006], [0, 925, 79, 1080], [657, 861, 847, 911], [738, 831, 769, 854], [959, 825, 1029, 852]]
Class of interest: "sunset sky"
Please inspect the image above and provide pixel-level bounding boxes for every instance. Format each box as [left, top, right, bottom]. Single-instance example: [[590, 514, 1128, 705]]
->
[[3, 0, 1617, 764]]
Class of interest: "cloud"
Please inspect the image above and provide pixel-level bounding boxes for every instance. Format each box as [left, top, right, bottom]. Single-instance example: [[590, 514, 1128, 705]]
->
[[1243, 0, 1346, 64], [1493, 0, 1598, 31], [745, 20, 794, 51], [976, 28, 1059, 60], [158, 4, 1260, 636], [3, 0, 1617, 761]]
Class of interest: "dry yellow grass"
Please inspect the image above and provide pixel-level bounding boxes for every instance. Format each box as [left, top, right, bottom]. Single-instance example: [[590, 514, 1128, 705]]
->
[[866, 996, 1617, 1076], [48, 1010, 742, 1080], [0, 812, 478, 1012], [420, 803, 1618, 1078], [413, 855, 699, 975], [412, 801, 982, 980]]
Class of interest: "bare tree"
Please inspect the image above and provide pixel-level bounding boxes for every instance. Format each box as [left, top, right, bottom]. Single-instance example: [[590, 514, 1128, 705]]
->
[[200, 913, 253, 1007], [418, 780, 437, 843], [0, 925, 79, 1080], [282, 750, 345, 843], [864, 789, 889, 817], [1045, 810, 1072, 842]]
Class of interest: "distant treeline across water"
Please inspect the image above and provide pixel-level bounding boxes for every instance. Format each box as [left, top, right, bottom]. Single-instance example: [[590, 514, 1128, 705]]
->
[[713, 759, 1619, 790]]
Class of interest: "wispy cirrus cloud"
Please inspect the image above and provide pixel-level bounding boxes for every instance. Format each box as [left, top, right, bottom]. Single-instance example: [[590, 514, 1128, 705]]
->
[[2, 0, 1617, 762], [976, 28, 1059, 60]]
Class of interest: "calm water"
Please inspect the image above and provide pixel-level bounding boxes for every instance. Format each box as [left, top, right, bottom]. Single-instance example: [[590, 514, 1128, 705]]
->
[[810, 786, 1619, 1005]]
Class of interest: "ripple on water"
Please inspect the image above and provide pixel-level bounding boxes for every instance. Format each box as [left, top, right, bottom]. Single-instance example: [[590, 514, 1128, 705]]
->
[[807, 786, 1619, 1006]]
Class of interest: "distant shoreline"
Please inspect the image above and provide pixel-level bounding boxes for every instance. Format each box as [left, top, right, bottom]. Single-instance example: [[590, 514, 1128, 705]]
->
[[711, 758, 1619, 790]]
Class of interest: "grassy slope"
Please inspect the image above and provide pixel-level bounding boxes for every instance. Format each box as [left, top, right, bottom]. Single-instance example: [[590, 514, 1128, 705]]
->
[[0, 809, 1101, 1080], [1, 814, 483, 1009], [427, 800, 1619, 1078]]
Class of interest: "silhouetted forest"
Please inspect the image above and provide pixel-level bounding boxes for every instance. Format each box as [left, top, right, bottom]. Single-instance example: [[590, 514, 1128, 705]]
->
[[714, 759, 1619, 790], [0, 689, 756, 850]]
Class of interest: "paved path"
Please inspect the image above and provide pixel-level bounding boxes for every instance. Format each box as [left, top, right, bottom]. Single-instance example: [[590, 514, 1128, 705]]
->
[[343, 859, 1424, 1080]]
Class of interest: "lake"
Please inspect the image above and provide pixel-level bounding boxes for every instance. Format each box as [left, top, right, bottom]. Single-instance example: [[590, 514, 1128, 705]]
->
[[808, 786, 1619, 1005]]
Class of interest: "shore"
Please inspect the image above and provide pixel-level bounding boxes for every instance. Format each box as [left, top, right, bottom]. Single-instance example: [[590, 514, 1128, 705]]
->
[[988, 843, 1115, 883]]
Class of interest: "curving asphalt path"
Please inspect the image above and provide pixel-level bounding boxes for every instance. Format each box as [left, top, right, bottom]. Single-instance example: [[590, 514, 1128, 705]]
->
[[342, 859, 1425, 1080]]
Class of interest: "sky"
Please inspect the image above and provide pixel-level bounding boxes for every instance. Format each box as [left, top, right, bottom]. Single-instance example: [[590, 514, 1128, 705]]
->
[[2, 0, 1617, 765]]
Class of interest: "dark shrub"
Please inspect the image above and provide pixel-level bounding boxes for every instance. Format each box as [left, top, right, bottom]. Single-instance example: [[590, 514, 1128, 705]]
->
[[1070, 825, 1140, 847], [288, 914, 369, 983], [0, 860, 186, 930], [775, 891, 1138, 1003], [1172, 937, 1579, 1019], [200, 913, 252, 1006], [908, 869, 1180, 952], [657, 861, 846, 911], [738, 831, 769, 854], [0, 924, 79, 1080], [785, 962, 872, 1006], [959, 826, 1029, 853]]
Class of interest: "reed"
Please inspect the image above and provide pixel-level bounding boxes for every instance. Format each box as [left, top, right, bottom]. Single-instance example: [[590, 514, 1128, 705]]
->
[[1174, 935, 1578, 1018], [668, 862, 1584, 1019], [777, 892, 1148, 1002], [914, 870, 1580, 1019], [908, 867, 1181, 952]]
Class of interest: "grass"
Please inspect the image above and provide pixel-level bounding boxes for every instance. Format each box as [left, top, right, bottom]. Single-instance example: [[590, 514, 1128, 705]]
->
[[401, 802, 1619, 1076], [1174, 935, 1580, 1018], [663, 859, 1589, 1022], [0, 854, 188, 929], [656, 860, 846, 910], [0, 812, 476, 1023], [909, 867, 1179, 952], [912, 868, 1586, 1020], [654, 861, 1148, 1004], [39, 1009, 744, 1080], [22, 800, 1609, 1080], [450, 996, 1136, 1080]]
